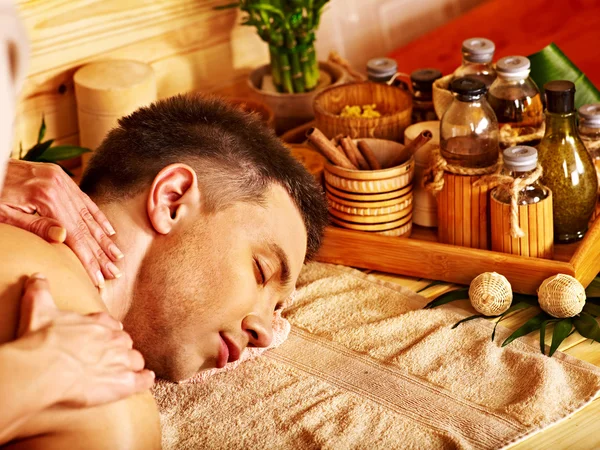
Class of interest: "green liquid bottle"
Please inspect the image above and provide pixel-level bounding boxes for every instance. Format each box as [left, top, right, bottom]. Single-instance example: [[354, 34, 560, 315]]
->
[[537, 81, 598, 242]]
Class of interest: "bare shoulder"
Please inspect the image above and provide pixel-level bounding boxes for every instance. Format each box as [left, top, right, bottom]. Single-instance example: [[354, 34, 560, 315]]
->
[[0, 224, 104, 343]]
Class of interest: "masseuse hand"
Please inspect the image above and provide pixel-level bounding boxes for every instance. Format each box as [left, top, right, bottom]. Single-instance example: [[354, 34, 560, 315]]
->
[[0, 159, 122, 288], [16, 274, 155, 407]]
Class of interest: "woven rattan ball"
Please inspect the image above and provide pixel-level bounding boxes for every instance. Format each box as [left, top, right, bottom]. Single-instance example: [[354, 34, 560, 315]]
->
[[468, 272, 513, 316], [538, 274, 586, 318]]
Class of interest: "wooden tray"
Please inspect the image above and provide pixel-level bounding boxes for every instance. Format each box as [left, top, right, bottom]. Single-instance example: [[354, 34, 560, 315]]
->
[[315, 217, 600, 295]]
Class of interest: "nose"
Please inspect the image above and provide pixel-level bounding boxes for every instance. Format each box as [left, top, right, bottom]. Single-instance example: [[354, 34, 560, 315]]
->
[[242, 313, 274, 348]]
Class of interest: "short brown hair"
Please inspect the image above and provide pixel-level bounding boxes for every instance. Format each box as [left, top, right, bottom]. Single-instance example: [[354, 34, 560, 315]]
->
[[80, 94, 328, 259]]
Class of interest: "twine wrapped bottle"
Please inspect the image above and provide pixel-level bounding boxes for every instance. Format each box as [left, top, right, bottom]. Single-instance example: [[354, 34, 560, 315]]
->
[[430, 77, 500, 249], [489, 146, 554, 258], [453, 37, 497, 88]]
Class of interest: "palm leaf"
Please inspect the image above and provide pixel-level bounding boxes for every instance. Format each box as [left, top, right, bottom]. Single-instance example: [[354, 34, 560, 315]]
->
[[423, 288, 468, 309], [573, 312, 600, 343], [492, 302, 532, 342], [22, 140, 54, 161], [528, 43, 600, 109], [452, 314, 487, 329], [502, 312, 551, 347], [549, 318, 573, 356], [39, 145, 91, 162], [37, 116, 46, 144]]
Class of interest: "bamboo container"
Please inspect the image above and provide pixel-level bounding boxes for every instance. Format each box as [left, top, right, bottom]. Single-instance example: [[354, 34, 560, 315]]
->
[[313, 81, 412, 141], [437, 173, 491, 249], [74, 60, 157, 169], [490, 194, 554, 258]]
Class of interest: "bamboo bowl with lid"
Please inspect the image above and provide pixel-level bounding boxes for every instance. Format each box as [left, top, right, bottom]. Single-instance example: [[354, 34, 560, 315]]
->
[[313, 81, 412, 141]]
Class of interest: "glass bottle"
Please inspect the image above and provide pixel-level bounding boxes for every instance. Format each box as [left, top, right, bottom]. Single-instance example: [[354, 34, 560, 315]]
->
[[487, 56, 544, 148], [410, 68, 442, 123], [440, 77, 499, 168], [453, 37, 496, 88], [537, 81, 598, 242], [492, 146, 550, 205], [366, 57, 408, 90]]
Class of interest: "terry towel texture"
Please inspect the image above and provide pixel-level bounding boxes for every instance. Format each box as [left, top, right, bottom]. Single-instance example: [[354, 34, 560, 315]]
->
[[153, 262, 600, 449]]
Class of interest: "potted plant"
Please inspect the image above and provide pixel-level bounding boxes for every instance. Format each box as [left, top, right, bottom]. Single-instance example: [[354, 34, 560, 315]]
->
[[217, 0, 346, 132]]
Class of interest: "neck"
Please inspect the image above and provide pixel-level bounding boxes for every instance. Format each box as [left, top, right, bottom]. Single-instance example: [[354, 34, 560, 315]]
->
[[96, 195, 155, 321]]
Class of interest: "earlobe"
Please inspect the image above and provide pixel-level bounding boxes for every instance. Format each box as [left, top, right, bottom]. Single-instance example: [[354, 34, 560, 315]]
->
[[146, 164, 200, 235]]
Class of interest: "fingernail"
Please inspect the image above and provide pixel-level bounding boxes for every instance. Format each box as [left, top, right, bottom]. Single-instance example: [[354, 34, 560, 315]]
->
[[106, 262, 122, 279], [104, 222, 116, 236], [119, 322, 124, 330], [109, 244, 124, 260], [150, 370, 156, 379], [30, 273, 46, 280], [96, 270, 105, 289], [48, 226, 67, 242]]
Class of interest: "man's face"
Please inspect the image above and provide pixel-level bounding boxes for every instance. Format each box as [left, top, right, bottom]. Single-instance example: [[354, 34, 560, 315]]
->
[[124, 184, 307, 381]]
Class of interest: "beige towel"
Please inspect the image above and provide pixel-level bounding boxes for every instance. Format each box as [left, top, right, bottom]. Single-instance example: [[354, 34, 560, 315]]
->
[[153, 262, 600, 449]]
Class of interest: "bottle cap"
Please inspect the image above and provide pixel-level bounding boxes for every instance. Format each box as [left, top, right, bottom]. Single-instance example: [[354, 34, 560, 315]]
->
[[366, 57, 398, 82], [579, 103, 600, 128], [503, 146, 538, 172], [496, 56, 530, 79], [462, 38, 495, 63], [450, 77, 487, 100], [410, 68, 442, 92], [544, 80, 575, 113]]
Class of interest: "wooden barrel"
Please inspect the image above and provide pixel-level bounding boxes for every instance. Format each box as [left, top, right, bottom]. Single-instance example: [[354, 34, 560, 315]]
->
[[74, 60, 157, 169], [437, 173, 490, 249], [490, 193, 554, 259]]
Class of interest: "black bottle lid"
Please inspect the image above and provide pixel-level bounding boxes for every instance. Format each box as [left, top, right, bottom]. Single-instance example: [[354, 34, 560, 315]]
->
[[450, 77, 487, 100], [410, 68, 442, 92], [544, 80, 575, 113]]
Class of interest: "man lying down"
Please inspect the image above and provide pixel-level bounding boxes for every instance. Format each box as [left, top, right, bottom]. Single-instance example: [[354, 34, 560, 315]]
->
[[0, 94, 328, 448]]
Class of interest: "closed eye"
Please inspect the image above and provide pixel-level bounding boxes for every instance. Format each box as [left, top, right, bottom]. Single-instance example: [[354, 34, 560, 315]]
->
[[254, 258, 266, 285]]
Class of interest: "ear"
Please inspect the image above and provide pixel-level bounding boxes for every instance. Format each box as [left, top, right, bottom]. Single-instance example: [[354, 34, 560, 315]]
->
[[147, 164, 200, 235]]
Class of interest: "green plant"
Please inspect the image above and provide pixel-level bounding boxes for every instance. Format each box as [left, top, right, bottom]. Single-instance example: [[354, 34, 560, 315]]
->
[[424, 279, 600, 357], [20, 117, 90, 176], [216, 0, 330, 94]]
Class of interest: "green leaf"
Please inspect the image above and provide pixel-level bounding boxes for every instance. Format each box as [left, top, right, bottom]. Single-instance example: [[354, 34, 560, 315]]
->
[[39, 145, 91, 162], [452, 314, 487, 329], [539, 320, 550, 355], [416, 280, 446, 293], [502, 312, 551, 347], [492, 302, 532, 342], [573, 312, 600, 343], [549, 318, 573, 356], [583, 300, 600, 317], [423, 288, 468, 309], [512, 292, 539, 306], [528, 43, 600, 109], [23, 140, 54, 161], [37, 116, 46, 144]]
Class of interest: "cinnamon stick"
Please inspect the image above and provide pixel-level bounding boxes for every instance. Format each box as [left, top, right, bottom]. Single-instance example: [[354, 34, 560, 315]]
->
[[347, 138, 370, 170], [340, 137, 360, 169], [357, 140, 381, 170], [387, 130, 433, 168], [306, 128, 357, 169]]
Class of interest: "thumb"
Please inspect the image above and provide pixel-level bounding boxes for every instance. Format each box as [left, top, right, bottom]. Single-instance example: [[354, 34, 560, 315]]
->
[[17, 274, 59, 337], [0, 205, 66, 242]]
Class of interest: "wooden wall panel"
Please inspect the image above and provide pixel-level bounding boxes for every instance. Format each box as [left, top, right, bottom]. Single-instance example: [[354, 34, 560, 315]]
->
[[13, 0, 269, 155]]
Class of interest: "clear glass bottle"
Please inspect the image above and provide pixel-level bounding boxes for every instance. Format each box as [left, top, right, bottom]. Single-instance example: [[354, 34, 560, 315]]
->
[[537, 81, 598, 242], [410, 68, 442, 123], [492, 146, 550, 205], [453, 37, 497, 88], [487, 56, 544, 148], [440, 77, 499, 168]]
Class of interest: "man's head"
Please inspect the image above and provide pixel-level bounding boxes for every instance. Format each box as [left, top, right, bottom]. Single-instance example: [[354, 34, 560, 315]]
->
[[80, 94, 328, 381]]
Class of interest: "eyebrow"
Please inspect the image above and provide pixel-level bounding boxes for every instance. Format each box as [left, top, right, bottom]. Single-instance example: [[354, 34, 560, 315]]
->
[[268, 242, 291, 288]]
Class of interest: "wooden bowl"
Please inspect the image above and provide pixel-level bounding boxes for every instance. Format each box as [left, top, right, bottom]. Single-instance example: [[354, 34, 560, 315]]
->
[[325, 183, 412, 202], [329, 211, 412, 232], [313, 81, 412, 141], [225, 97, 275, 129], [328, 195, 412, 217], [323, 139, 414, 193], [432, 74, 454, 120]]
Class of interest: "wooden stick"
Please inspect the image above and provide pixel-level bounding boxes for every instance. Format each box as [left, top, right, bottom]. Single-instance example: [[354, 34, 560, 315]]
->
[[357, 140, 381, 170], [345, 137, 370, 170], [340, 137, 361, 169], [387, 130, 433, 168], [306, 128, 357, 169]]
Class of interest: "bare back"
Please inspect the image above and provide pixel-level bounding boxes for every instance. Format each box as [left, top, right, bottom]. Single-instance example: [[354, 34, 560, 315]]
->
[[0, 224, 161, 449]]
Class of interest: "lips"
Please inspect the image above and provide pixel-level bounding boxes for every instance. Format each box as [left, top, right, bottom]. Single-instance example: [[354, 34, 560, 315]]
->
[[219, 333, 242, 366]]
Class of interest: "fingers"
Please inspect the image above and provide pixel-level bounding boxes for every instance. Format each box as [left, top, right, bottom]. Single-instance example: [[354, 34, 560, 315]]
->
[[17, 273, 58, 336], [81, 191, 116, 237], [86, 311, 123, 331], [0, 204, 66, 243]]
